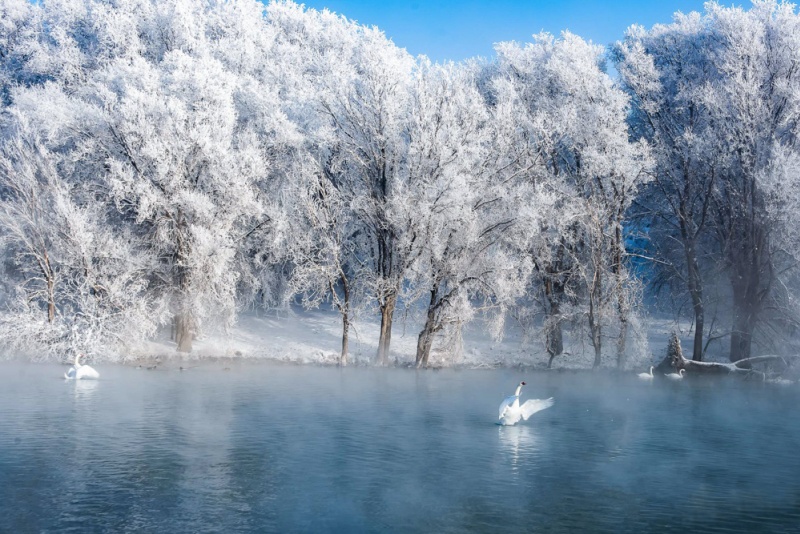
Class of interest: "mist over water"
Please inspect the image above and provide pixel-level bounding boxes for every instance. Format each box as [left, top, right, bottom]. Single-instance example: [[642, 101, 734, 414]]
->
[[1, 363, 799, 533]]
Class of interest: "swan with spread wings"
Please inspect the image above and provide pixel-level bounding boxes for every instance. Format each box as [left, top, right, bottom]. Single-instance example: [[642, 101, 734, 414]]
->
[[498, 381, 553, 426]]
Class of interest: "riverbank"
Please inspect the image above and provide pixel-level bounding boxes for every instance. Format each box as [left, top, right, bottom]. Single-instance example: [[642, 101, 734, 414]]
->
[[117, 308, 688, 371]]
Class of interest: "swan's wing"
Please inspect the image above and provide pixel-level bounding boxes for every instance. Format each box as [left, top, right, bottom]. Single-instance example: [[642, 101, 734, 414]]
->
[[520, 397, 554, 420], [499, 395, 517, 419]]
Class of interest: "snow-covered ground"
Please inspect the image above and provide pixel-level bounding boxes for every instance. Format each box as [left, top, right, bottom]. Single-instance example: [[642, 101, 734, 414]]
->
[[125, 307, 697, 371]]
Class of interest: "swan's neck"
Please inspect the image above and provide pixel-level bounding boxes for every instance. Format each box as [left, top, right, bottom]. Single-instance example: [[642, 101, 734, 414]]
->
[[514, 384, 523, 396], [74, 354, 82, 367], [649, 366, 654, 376]]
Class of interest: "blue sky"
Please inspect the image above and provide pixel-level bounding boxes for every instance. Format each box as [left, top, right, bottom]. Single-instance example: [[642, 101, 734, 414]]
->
[[300, 0, 711, 61]]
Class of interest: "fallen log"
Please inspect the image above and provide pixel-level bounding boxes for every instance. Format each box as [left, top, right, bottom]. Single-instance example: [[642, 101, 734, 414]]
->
[[655, 332, 792, 379]]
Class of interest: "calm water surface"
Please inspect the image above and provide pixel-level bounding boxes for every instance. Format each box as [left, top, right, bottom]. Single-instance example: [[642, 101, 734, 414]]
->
[[1, 362, 799, 533]]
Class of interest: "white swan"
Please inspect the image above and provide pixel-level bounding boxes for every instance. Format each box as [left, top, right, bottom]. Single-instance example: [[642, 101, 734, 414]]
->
[[498, 381, 554, 426], [665, 368, 685, 380], [638, 366, 654, 380], [64, 353, 99, 380]]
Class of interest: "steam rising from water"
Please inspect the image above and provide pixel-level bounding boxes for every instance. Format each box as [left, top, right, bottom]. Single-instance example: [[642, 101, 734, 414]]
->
[[1, 363, 798, 533]]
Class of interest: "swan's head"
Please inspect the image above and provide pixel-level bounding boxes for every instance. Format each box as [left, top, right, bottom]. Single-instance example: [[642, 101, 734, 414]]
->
[[520, 381, 526, 386], [679, 369, 686, 376]]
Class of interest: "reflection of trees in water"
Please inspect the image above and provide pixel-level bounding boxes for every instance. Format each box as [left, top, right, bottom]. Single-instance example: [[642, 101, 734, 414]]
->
[[498, 424, 541, 470]]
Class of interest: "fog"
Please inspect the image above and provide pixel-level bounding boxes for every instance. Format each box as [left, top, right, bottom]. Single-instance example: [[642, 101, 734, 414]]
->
[[2, 362, 799, 532]]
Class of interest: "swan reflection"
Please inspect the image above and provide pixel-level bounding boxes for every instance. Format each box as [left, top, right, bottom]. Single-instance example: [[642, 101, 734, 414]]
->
[[70, 377, 99, 402], [498, 423, 541, 469]]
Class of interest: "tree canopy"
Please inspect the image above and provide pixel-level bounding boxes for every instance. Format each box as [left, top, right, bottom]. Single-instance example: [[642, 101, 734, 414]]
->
[[0, 0, 798, 368]]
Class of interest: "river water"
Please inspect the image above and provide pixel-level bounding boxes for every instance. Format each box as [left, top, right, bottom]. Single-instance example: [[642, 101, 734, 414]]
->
[[1, 362, 798, 533]]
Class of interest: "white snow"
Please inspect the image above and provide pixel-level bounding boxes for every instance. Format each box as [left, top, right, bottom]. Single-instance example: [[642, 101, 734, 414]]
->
[[119, 307, 701, 370]]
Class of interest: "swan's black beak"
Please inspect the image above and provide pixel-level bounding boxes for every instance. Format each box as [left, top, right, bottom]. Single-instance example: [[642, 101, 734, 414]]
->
[[521, 381, 526, 386]]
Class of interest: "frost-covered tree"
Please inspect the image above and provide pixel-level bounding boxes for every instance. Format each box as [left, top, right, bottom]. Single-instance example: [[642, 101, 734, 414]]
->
[[704, 0, 800, 361], [286, 162, 363, 365], [266, 3, 369, 365], [323, 31, 415, 366], [39, 0, 291, 353], [89, 53, 268, 352], [0, 110, 160, 358], [0, 0, 42, 104], [615, 13, 722, 362], [0, 0, 306, 357], [397, 61, 532, 367], [268, 2, 416, 364], [491, 32, 651, 368], [618, 0, 800, 362], [4, 0, 798, 371]]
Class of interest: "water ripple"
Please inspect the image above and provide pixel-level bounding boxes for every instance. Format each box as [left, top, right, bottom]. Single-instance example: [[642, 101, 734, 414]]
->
[[0, 363, 799, 533]]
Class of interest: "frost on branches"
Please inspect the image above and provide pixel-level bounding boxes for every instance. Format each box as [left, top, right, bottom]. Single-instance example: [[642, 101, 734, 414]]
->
[[0, 0, 798, 368]]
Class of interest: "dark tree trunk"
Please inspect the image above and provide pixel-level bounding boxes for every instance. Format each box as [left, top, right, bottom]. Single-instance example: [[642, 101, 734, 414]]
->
[[729, 280, 757, 362], [339, 271, 351, 366], [546, 328, 563, 369], [717, 162, 768, 363], [546, 311, 564, 369], [589, 269, 602, 369], [373, 155, 398, 367], [42, 250, 55, 323], [677, 162, 709, 363], [377, 292, 396, 366], [616, 318, 628, 368], [341, 314, 350, 366], [175, 312, 193, 353], [685, 241, 705, 361], [591, 328, 602, 368], [544, 277, 564, 369], [174, 209, 193, 353], [728, 233, 761, 362], [415, 287, 440, 368], [415, 328, 435, 369], [47, 277, 55, 323], [613, 219, 628, 369]]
